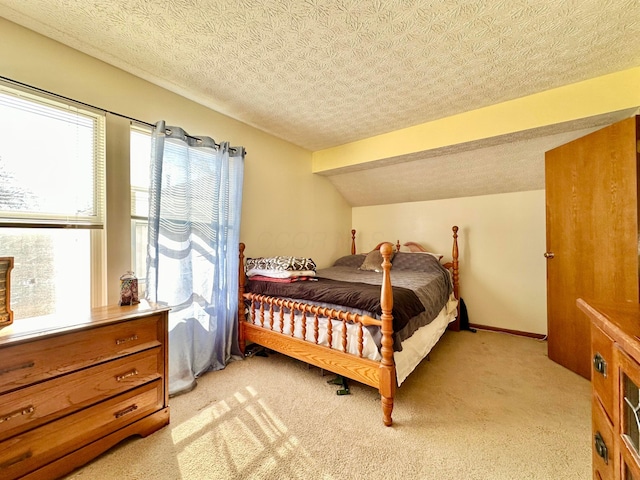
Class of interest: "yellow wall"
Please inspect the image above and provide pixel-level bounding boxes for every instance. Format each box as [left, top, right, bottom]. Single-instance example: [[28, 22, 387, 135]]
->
[[314, 67, 640, 172], [353, 190, 548, 335], [0, 18, 352, 304]]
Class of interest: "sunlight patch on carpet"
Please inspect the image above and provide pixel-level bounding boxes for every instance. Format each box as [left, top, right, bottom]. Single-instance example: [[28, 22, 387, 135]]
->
[[169, 385, 334, 478]]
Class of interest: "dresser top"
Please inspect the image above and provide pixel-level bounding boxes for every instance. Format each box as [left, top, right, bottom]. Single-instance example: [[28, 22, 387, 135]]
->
[[0, 300, 170, 347], [577, 298, 640, 364]]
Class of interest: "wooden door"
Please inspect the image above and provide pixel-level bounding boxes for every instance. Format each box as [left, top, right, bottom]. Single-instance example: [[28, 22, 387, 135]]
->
[[545, 116, 639, 379]]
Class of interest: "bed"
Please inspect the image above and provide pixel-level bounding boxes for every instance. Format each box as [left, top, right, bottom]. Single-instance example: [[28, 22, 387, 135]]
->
[[237, 226, 460, 426]]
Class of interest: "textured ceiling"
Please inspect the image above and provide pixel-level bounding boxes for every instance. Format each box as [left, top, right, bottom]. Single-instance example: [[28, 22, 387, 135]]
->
[[1, 0, 639, 151], [1, 1, 640, 204]]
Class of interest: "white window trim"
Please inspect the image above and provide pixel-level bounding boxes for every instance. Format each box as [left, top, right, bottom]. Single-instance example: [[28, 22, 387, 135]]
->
[[0, 79, 106, 228], [0, 78, 107, 311]]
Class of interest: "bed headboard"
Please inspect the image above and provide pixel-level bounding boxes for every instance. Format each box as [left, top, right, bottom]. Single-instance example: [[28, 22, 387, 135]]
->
[[350, 226, 460, 327], [351, 226, 459, 264]]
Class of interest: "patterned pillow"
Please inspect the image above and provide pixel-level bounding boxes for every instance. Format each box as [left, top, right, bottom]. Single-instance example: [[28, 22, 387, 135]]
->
[[245, 256, 316, 272]]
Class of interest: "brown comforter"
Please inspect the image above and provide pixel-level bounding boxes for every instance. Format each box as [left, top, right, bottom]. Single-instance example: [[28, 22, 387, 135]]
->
[[245, 277, 425, 334]]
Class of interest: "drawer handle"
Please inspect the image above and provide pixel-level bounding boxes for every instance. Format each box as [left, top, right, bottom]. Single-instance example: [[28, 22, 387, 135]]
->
[[0, 361, 35, 376], [593, 352, 607, 377], [115, 334, 139, 345], [0, 405, 34, 424], [116, 369, 139, 382], [594, 431, 608, 464], [114, 404, 138, 419], [0, 450, 32, 469]]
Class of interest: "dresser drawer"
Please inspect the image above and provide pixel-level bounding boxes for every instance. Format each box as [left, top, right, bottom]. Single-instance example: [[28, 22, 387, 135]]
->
[[0, 347, 162, 442], [0, 314, 163, 394], [0, 380, 163, 480], [592, 323, 615, 422], [593, 394, 615, 480]]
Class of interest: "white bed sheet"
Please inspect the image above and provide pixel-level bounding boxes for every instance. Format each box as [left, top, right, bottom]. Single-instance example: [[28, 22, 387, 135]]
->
[[394, 295, 458, 385]]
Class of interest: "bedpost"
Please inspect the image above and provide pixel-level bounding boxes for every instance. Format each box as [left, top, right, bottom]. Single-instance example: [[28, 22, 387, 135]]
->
[[450, 226, 461, 331], [238, 242, 246, 354], [452, 226, 459, 300], [379, 242, 396, 426], [351, 229, 356, 255]]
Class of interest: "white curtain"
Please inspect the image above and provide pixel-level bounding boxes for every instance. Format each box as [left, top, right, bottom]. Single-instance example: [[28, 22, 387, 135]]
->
[[146, 120, 245, 395]]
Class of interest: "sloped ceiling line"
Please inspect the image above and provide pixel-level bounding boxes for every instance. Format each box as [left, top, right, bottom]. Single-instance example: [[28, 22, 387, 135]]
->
[[322, 109, 639, 206]]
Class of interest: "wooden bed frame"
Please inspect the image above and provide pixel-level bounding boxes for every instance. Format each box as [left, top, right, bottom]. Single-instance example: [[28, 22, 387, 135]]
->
[[238, 226, 460, 426]]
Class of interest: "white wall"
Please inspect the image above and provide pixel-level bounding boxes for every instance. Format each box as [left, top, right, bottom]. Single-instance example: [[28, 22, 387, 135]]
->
[[353, 190, 548, 335]]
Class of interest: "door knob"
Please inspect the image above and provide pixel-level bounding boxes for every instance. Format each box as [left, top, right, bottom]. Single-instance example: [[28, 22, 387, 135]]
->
[[544, 252, 555, 259]]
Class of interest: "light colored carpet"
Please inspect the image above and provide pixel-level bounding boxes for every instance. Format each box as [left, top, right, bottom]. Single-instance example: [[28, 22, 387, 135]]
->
[[64, 330, 591, 480]]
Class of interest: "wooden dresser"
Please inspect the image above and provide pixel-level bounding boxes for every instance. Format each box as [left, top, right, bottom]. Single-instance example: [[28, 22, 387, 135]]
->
[[577, 299, 640, 479], [0, 301, 170, 480]]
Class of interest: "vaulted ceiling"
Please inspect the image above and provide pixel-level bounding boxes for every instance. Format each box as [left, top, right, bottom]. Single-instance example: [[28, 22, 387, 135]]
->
[[2, 0, 639, 204]]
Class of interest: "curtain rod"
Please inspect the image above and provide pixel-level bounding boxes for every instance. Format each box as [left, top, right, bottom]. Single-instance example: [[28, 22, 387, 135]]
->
[[0, 75, 243, 153], [0, 75, 155, 128]]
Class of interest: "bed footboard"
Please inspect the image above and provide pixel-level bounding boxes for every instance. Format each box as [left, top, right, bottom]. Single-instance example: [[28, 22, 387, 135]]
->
[[238, 242, 397, 426]]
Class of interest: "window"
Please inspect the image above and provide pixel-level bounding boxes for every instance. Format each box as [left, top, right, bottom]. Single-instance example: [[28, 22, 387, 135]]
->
[[130, 125, 152, 297], [0, 81, 105, 319]]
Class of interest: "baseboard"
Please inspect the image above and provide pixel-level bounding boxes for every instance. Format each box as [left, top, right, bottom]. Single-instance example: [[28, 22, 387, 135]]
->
[[468, 323, 546, 340]]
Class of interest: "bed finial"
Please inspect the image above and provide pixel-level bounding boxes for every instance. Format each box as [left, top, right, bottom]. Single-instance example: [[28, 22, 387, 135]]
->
[[351, 229, 356, 255]]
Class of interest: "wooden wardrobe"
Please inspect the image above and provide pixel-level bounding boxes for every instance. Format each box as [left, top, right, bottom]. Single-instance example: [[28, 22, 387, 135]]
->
[[545, 115, 640, 379]]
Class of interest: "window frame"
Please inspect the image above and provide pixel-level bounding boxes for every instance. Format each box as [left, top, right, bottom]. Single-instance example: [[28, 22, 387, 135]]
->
[[130, 123, 153, 297], [0, 79, 106, 229], [0, 79, 107, 316]]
